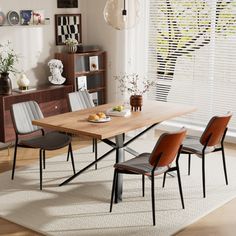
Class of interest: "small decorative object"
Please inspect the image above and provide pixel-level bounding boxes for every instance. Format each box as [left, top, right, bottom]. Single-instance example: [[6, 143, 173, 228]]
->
[[0, 12, 6, 26], [0, 41, 19, 95], [55, 14, 82, 45], [64, 38, 78, 53], [17, 73, 30, 90], [33, 10, 45, 25], [104, 0, 140, 30], [7, 11, 20, 26], [48, 59, 66, 85], [57, 0, 78, 8], [114, 73, 156, 111], [20, 10, 33, 25], [89, 56, 99, 71]]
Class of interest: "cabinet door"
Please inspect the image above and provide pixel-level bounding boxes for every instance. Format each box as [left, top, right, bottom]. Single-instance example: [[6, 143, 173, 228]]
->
[[86, 73, 105, 90]]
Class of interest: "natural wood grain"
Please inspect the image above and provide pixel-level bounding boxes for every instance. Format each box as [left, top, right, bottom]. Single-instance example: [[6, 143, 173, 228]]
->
[[32, 101, 196, 140]]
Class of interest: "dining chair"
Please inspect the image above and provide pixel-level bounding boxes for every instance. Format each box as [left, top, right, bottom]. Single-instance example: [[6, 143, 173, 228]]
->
[[11, 101, 76, 190], [178, 112, 232, 198], [110, 128, 187, 226], [68, 90, 98, 169]]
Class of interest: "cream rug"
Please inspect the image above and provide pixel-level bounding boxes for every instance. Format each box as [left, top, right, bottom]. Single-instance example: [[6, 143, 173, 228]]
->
[[0, 139, 236, 236]]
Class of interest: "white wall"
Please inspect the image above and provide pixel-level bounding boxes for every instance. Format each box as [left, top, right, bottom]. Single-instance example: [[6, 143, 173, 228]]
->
[[0, 0, 88, 88], [85, 0, 126, 102]]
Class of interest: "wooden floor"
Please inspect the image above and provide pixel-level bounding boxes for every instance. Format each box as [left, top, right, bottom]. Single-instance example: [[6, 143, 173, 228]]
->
[[0, 137, 236, 236]]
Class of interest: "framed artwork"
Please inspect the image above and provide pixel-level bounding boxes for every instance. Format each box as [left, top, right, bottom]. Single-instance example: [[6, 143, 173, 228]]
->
[[20, 10, 33, 25], [57, 0, 78, 8], [55, 14, 82, 45]]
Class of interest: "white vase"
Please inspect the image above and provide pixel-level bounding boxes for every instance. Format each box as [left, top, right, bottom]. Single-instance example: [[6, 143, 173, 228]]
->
[[67, 45, 77, 53]]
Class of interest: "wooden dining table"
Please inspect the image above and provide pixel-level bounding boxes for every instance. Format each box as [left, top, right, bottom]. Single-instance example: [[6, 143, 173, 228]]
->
[[32, 100, 196, 203]]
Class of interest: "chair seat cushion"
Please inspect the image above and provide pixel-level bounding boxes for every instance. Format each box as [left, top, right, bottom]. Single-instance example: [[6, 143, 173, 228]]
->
[[114, 153, 169, 176], [182, 135, 215, 156], [19, 132, 71, 150]]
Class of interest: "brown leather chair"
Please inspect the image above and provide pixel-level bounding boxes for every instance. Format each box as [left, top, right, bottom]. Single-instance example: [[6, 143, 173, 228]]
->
[[179, 112, 232, 198], [110, 128, 187, 226]]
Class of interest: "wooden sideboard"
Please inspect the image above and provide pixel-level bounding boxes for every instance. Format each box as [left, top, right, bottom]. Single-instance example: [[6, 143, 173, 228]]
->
[[0, 85, 73, 143]]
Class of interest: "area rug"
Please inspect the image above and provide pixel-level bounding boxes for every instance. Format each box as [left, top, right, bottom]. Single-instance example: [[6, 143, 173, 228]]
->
[[0, 139, 236, 236]]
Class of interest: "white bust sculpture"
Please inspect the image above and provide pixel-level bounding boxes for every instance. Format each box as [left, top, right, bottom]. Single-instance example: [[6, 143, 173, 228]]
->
[[48, 59, 66, 85]]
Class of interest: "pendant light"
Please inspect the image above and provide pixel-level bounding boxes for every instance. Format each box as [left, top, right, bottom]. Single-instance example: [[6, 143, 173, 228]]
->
[[104, 0, 140, 30]]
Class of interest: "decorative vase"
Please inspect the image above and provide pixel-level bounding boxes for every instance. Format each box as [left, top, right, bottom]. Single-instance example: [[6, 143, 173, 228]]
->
[[17, 73, 30, 90], [0, 72, 12, 95], [130, 95, 143, 111], [67, 45, 77, 53]]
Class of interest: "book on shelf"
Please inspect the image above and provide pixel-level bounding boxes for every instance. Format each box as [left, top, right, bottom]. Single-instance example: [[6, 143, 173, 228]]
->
[[13, 87, 37, 93], [89, 56, 99, 71], [76, 76, 87, 91], [89, 92, 98, 106]]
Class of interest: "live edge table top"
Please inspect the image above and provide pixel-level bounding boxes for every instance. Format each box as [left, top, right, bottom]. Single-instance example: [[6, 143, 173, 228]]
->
[[32, 100, 196, 140]]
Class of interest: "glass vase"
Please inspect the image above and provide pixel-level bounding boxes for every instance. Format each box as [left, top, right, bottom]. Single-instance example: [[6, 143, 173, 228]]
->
[[0, 72, 12, 95]]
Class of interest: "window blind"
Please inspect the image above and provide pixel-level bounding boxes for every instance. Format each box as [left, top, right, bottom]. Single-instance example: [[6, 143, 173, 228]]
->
[[147, 0, 236, 133]]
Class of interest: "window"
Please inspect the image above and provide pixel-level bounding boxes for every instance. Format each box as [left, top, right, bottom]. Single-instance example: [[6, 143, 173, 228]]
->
[[147, 0, 236, 134]]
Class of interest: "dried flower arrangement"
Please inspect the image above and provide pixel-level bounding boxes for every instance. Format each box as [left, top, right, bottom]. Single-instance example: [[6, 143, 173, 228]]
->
[[114, 73, 156, 96]]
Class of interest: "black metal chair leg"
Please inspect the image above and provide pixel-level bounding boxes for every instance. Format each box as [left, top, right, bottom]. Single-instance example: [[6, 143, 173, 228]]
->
[[188, 153, 191, 175], [151, 173, 156, 226], [142, 175, 145, 197], [110, 170, 118, 212], [66, 146, 70, 162], [176, 168, 185, 209], [11, 142, 18, 180], [222, 146, 228, 185], [69, 143, 76, 174], [39, 149, 43, 190], [94, 139, 98, 170], [43, 150, 46, 169], [202, 153, 206, 198], [162, 172, 167, 188]]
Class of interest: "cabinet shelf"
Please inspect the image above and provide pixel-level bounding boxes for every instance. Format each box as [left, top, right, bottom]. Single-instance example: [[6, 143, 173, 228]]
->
[[55, 51, 107, 105], [75, 69, 105, 77]]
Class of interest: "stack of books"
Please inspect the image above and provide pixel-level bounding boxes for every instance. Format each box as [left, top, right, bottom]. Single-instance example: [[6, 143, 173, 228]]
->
[[106, 108, 131, 117]]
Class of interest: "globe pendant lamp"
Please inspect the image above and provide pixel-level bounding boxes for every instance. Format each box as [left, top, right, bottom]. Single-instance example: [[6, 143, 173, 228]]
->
[[104, 0, 140, 30]]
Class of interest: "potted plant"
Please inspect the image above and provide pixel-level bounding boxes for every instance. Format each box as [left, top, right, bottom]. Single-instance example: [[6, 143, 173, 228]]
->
[[64, 38, 79, 53], [114, 73, 156, 111], [0, 41, 19, 95]]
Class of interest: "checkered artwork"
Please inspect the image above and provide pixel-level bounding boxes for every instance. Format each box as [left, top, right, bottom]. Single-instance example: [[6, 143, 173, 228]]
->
[[55, 14, 81, 45]]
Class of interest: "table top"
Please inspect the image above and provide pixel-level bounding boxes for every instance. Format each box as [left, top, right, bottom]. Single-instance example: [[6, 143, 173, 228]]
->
[[32, 100, 196, 140]]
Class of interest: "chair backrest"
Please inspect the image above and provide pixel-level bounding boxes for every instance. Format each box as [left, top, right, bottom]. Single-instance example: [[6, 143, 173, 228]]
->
[[11, 101, 44, 135], [149, 128, 187, 167], [68, 90, 95, 112], [200, 112, 232, 147]]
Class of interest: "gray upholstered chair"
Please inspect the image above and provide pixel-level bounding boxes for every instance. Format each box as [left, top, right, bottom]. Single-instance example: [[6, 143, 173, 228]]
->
[[110, 128, 187, 226], [11, 101, 76, 190], [68, 90, 98, 169], [178, 112, 232, 198]]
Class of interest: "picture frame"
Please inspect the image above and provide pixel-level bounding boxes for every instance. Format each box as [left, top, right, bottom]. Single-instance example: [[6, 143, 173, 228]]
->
[[76, 76, 87, 91], [57, 0, 78, 8], [89, 56, 99, 71], [55, 14, 82, 45]]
